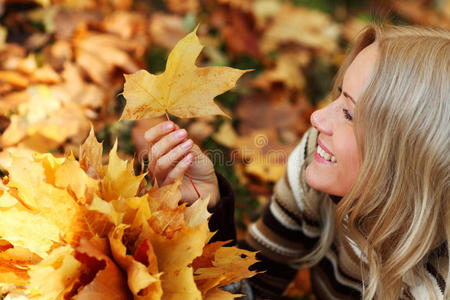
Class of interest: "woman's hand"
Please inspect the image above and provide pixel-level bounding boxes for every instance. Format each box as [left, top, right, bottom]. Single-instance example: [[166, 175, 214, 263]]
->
[[144, 121, 220, 208]]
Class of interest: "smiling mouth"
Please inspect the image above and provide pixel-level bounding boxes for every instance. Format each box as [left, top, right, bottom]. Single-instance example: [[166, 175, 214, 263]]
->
[[316, 143, 337, 163]]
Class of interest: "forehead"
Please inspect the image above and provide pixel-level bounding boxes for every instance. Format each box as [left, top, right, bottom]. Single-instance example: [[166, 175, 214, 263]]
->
[[342, 43, 378, 102]]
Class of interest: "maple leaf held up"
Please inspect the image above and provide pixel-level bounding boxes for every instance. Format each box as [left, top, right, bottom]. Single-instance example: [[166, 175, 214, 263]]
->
[[120, 26, 251, 120]]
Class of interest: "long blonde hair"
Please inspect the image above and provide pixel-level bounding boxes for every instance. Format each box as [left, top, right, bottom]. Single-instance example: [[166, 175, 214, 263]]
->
[[328, 25, 450, 299]]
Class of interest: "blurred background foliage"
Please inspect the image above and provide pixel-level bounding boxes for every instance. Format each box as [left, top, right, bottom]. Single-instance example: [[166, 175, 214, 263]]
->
[[0, 0, 449, 298]]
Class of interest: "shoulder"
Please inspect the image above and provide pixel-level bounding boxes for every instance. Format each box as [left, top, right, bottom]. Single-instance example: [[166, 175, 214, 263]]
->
[[404, 242, 448, 299]]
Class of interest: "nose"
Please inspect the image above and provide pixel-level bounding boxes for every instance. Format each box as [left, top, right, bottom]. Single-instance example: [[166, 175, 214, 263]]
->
[[310, 106, 332, 136]]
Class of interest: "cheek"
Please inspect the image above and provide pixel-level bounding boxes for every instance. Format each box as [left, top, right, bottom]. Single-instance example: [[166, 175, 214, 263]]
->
[[333, 129, 361, 191], [305, 127, 361, 197]]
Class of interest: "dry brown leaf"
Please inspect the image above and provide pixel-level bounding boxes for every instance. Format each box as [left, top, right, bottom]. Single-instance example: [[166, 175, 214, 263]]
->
[[211, 7, 261, 58], [392, 0, 450, 28], [252, 50, 310, 90], [187, 120, 215, 145], [212, 121, 238, 148], [31, 64, 61, 84], [218, 0, 252, 11], [261, 3, 340, 53], [342, 17, 370, 43], [236, 94, 312, 137], [148, 13, 188, 50], [74, 30, 140, 86], [166, 0, 200, 14], [284, 269, 312, 298], [0, 71, 29, 88], [252, 0, 282, 28], [244, 153, 286, 182], [103, 11, 147, 40], [0, 85, 91, 152], [16, 54, 37, 75], [0, 26, 7, 51]]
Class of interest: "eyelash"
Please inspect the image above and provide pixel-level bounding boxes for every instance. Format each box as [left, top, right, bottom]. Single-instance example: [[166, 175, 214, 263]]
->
[[343, 108, 353, 121], [338, 86, 353, 121]]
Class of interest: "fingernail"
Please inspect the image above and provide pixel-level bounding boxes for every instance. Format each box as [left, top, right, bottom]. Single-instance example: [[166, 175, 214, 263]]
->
[[163, 122, 173, 131], [180, 139, 193, 149], [175, 129, 186, 139]]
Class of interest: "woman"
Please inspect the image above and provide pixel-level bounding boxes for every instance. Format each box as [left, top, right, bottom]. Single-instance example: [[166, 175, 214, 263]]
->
[[142, 25, 449, 299]]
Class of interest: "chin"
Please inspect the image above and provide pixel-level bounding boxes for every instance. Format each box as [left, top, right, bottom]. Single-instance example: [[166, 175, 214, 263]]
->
[[305, 163, 324, 191], [305, 162, 344, 196]]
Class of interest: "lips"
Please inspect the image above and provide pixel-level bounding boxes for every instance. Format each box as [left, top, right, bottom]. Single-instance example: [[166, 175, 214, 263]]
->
[[315, 139, 337, 163], [317, 139, 335, 156]]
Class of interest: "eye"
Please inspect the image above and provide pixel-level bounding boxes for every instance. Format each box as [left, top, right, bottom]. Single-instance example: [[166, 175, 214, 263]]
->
[[343, 108, 353, 121], [338, 86, 343, 94]]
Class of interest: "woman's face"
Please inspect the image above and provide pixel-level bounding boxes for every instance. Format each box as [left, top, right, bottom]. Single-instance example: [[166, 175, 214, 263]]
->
[[305, 43, 378, 196]]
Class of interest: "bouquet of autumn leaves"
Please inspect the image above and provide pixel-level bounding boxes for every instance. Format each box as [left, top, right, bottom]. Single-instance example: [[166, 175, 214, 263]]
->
[[0, 28, 257, 299]]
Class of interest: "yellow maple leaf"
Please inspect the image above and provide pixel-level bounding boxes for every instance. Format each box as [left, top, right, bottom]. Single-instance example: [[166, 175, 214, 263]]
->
[[147, 177, 182, 212], [72, 237, 132, 300], [101, 140, 146, 201], [53, 157, 98, 204], [0, 206, 61, 258], [245, 153, 286, 182], [0, 128, 259, 299], [109, 225, 162, 299], [204, 287, 239, 299], [79, 126, 104, 180], [120, 26, 250, 120], [148, 223, 213, 300], [194, 246, 259, 295], [26, 245, 82, 299]]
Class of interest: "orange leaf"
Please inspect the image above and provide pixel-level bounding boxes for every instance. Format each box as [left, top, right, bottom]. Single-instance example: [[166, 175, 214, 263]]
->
[[71, 237, 132, 300]]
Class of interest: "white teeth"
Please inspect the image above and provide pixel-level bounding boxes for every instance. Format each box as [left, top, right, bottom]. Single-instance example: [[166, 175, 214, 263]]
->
[[317, 145, 336, 162]]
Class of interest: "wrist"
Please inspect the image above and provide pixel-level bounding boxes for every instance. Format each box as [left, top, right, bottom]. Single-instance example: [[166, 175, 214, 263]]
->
[[207, 174, 220, 210]]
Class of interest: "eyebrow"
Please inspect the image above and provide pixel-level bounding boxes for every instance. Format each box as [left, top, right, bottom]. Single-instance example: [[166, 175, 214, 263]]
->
[[343, 91, 356, 104]]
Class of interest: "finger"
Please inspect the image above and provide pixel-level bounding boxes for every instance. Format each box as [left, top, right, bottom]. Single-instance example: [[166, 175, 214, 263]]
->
[[144, 121, 175, 144], [162, 153, 193, 186], [153, 139, 193, 182], [148, 129, 187, 171]]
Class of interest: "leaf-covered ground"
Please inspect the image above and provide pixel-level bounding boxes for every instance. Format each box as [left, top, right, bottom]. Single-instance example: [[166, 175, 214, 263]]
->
[[1, 0, 449, 298]]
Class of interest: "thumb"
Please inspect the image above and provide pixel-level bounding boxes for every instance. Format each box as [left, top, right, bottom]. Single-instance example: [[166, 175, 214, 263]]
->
[[189, 144, 210, 169]]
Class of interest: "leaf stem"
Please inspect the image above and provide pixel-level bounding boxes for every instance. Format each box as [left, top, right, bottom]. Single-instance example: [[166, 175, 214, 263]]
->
[[164, 110, 201, 199]]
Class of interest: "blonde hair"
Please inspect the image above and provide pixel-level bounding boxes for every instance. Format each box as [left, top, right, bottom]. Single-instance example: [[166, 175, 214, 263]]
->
[[299, 25, 450, 299], [331, 25, 450, 299]]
